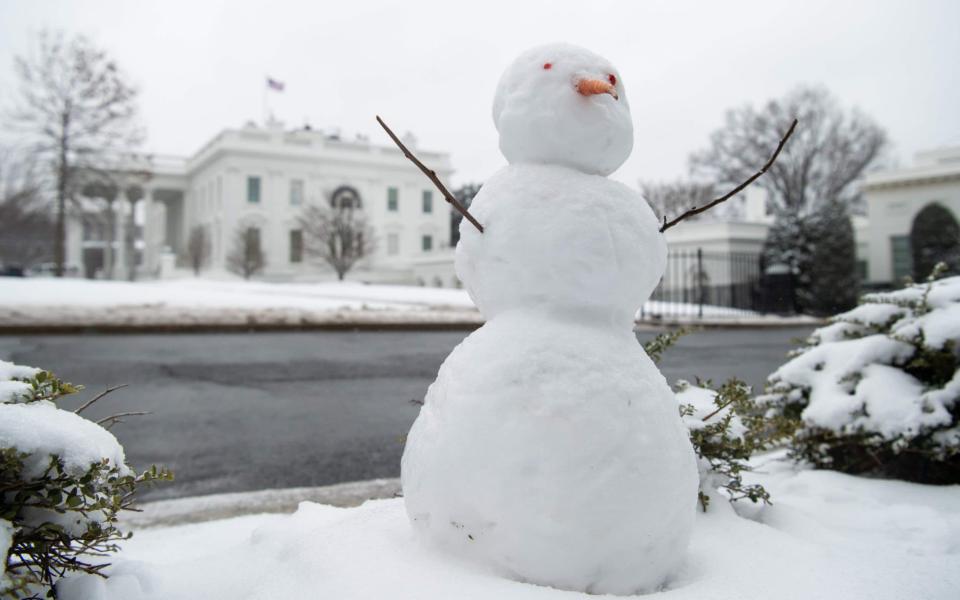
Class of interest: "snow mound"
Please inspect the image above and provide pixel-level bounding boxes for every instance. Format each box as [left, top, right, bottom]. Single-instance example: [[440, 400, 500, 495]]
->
[[57, 463, 960, 600]]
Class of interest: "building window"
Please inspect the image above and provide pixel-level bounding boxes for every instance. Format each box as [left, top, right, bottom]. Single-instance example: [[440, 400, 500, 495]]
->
[[387, 233, 399, 256], [856, 260, 868, 282], [890, 236, 911, 283], [289, 229, 303, 263], [290, 179, 304, 206], [248, 227, 261, 248], [331, 186, 361, 210], [387, 187, 398, 212], [247, 176, 261, 203], [422, 190, 433, 213], [421, 234, 433, 252]]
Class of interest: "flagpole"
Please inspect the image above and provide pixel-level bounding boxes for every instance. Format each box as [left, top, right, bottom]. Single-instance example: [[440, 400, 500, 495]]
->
[[262, 76, 268, 126]]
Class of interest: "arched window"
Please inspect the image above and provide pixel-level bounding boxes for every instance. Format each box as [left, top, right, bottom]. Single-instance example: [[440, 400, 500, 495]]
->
[[330, 186, 362, 210], [909, 203, 960, 279]]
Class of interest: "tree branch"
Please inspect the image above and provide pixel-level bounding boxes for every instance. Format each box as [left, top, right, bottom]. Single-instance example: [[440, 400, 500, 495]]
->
[[375, 116, 484, 234], [74, 383, 128, 415], [701, 397, 737, 422], [96, 411, 151, 430], [661, 118, 798, 232]]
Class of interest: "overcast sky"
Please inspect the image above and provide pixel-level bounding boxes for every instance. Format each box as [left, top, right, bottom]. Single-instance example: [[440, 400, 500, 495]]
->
[[1, 0, 958, 187]]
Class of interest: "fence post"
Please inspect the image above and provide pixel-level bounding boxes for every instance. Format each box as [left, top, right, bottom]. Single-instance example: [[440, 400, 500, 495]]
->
[[697, 247, 704, 319]]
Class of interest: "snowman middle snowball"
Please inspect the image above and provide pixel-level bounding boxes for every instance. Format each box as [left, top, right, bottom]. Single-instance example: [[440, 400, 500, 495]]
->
[[400, 43, 698, 596]]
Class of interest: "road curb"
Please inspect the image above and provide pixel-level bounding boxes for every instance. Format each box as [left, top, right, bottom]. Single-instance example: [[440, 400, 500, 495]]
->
[[125, 479, 402, 529]]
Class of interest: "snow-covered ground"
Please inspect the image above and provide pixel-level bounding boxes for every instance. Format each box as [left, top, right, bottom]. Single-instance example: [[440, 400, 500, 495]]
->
[[58, 454, 960, 599], [0, 278, 810, 328], [0, 278, 481, 328]]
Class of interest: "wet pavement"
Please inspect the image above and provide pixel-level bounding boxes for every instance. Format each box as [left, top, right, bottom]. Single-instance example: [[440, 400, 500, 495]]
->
[[0, 325, 812, 500]]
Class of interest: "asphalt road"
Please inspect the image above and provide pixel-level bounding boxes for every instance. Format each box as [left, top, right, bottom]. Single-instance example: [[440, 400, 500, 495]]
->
[[0, 326, 813, 501]]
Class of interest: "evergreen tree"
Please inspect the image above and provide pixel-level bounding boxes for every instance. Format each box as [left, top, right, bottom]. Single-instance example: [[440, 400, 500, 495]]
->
[[761, 208, 810, 311], [802, 200, 858, 315], [910, 203, 960, 279], [450, 183, 481, 245]]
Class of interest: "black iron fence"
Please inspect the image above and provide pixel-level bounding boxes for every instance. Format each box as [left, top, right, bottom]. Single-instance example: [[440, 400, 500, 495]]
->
[[638, 249, 796, 321]]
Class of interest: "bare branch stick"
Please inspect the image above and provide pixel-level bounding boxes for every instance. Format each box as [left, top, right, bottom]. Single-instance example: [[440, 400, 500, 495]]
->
[[96, 411, 151, 430], [660, 118, 798, 233], [701, 397, 737, 422], [74, 384, 129, 415], [376, 116, 484, 233]]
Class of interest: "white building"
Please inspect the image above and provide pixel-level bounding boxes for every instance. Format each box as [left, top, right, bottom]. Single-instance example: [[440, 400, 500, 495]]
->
[[659, 187, 868, 289], [69, 122, 459, 286], [862, 146, 960, 285]]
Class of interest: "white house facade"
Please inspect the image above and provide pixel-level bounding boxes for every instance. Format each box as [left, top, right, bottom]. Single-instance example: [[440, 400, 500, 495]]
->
[[69, 122, 459, 286], [659, 187, 869, 290], [862, 146, 960, 285]]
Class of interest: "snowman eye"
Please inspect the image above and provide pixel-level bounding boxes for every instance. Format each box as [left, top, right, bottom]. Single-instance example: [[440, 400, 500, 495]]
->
[[543, 62, 552, 70], [608, 74, 617, 85]]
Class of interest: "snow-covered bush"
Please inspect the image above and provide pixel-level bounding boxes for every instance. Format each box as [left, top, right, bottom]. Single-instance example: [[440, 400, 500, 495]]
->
[[760, 265, 960, 483], [675, 379, 774, 511], [0, 361, 172, 598], [643, 331, 777, 511]]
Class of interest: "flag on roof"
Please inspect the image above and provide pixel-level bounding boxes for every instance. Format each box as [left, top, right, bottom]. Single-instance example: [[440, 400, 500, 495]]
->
[[266, 77, 285, 92]]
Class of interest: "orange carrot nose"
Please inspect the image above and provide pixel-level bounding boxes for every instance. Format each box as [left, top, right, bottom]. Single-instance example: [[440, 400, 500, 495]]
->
[[576, 78, 618, 100]]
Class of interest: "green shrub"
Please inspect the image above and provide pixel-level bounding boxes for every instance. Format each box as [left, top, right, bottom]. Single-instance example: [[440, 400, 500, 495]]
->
[[1, 365, 171, 598], [643, 331, 780, 511], [674, 378, 780, 511], [759, 264, 960, 483]]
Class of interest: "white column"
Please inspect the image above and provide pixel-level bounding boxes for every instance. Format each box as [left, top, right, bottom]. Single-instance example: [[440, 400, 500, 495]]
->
[[103, 199, 115, 279], [113, 199, 126, 280]]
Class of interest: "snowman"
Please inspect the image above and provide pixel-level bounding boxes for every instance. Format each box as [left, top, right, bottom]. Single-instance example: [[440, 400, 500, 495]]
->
[[400, 43, 698, 595]]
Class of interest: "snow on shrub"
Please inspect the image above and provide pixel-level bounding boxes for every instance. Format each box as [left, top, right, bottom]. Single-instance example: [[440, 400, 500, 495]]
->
[[643, 331, 777, 511], [0, 361, 172, 598], [760, 265, 960, 483]]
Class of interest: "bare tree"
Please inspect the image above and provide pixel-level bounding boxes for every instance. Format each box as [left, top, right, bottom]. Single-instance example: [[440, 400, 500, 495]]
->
[[225, 226, 265, 280], [690, 87, 884, 313], [639, 181, 720, 223], [298, 204, 375, 281], [186, 225, 209, 276], [6, 30, 145, 277], [0, 151, 54, 269], [690, 86, 885, 218], [80, 180, 118, 277]]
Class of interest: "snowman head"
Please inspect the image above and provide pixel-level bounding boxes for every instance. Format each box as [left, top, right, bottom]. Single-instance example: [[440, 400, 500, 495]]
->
[[493, 43, 633, 176]]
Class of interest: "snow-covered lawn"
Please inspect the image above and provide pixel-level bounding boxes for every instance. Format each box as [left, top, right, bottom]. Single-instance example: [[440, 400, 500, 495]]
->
[[60, 456, 960, 600], [0, 278, 810, 328], [0, 277, 480, 328]]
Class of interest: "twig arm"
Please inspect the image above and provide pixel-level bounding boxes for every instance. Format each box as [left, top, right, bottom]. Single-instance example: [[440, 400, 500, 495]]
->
[[376, 116, 484, 234], [660, 118, 798, 233]]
